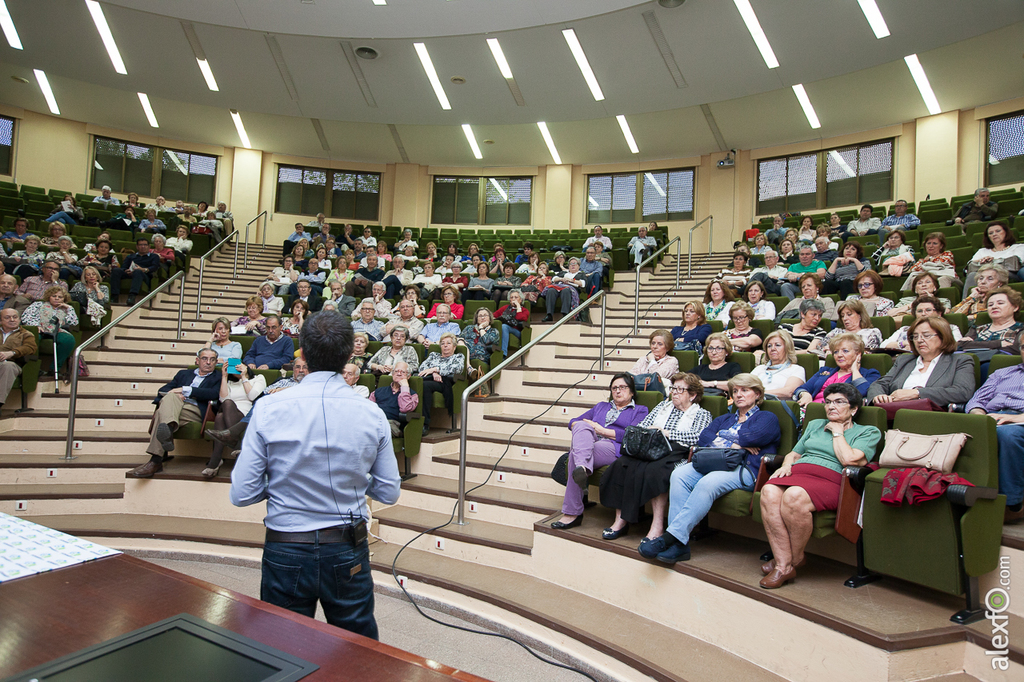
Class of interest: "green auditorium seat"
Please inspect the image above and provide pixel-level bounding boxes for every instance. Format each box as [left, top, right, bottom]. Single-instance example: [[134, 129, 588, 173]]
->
[[671, 350, 699, 373], [379, 374, 424, 480], [861, 411, 1004, 623], [988, 354, 1021, 374]]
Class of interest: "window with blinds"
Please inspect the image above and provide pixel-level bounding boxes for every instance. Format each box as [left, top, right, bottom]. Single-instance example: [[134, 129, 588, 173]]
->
[[587, 169, 695, 223], [160, 149, 218, 205], [757, 154, 817, 215], [91, 136, 217, 203], [431, 176, 532, 225], [0, 116, 13, 176], [274, 165, 381, 220], [987, 110, 1024, 187]]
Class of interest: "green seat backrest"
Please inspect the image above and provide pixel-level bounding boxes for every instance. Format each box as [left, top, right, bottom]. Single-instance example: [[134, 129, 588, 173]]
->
[[671, 350, 698, 372], [635, 390, 664, 414], [804, 402, 887, 435], [359, 374, 377, 392], [870, 316, 896, 339], [795, 353, 819, 380], [988, 354, 1022, 374], [699, 395, 729, 418], [759, 400, 799, 454]]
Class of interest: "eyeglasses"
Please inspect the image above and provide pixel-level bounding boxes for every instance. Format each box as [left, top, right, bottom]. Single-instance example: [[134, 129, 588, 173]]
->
[[610, 385, 630, 392], [706, 346, 726, 352], [669, 387, 692, 394], [856, 282, 874, 289], [911, 333, 937, 342], [823, 399, 850, 407]]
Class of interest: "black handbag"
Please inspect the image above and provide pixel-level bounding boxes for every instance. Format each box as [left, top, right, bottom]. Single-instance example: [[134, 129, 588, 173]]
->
[[690, 447, 754, 487], [622, 425, 672, 462]]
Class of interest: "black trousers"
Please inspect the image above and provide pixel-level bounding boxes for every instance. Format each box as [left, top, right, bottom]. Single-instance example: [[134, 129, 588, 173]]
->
[[421, 376, 455, 426]]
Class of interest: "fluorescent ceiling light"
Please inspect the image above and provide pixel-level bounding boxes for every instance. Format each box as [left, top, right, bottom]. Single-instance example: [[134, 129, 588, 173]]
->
[[372, 0, 387, 4], [855, 0, 890, 39], [197, 59, 219, 92], [461, 124, 482, 159], [536, 122, 562, 165], [792, 84, 821, 129], [414, 42, 451, 110], [33, 69, 59, 115], [137, 93, 158, 127], [85, 1, 127, 74], [904, 54, 941, 115], [616, 115, 639, 154], [488, 178, 508, 201], [645, 173, 666, 197], [828, 150, 855, 178], [0, 0, 23, 50], [486, 38, 513, 79], [230, 109, 251, 149], [732, 0, 779, 69], [562, 29, 604, 101], [164, 149, 188, 175]]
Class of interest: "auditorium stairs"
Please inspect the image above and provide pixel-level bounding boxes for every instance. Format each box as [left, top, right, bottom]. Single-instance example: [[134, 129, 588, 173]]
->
[[2, 245, 1021, 682]]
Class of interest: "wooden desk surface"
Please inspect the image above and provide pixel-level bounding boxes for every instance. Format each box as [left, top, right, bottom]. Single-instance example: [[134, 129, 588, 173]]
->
[[0, 554, 489, 682]]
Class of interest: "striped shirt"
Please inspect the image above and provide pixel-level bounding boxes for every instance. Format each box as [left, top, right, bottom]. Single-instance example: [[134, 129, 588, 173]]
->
[[966, 363, 1024, 413]]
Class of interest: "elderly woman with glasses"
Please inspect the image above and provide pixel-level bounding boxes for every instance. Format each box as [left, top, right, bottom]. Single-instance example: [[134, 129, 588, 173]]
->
[[640, 374, 781, 564], [882, 295, 962, 351], [779, 299, 828, 354], [367, 325, 420, 377], [725, 302, 764, 352], [693, 332, 742, 393], [551, 373, 649, 530], [758, 382, 881, 588], [846, 270, 894, 317], [822, 300, 881, 355], [542, 257, 587, 322], [751, 330, 807, 399], [793, 333, 881, 408]]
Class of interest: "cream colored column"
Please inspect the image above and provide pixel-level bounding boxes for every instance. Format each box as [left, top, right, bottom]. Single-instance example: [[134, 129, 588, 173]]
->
[[541, 164, 571, 231], [229, 148, 263, 243], [914, 111, 959, 201]]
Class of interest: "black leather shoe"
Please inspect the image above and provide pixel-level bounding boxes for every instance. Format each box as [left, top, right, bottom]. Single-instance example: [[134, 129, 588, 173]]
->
[[550, 516, 582, 530], [542, 314, 553, 322], [602, 524, 629, 540], [126, 295, 136, 306]]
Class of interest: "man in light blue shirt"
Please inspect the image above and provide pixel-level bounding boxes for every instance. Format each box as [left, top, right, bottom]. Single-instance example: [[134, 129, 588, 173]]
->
[[878, 199, 921, 243], [231, 311, 400, 639], [92, 185, 121, 207], [416, 304, 461, 345]]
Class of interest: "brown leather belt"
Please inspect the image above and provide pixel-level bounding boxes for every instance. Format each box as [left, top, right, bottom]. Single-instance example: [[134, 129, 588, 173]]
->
[[265, 522, 366, 545]]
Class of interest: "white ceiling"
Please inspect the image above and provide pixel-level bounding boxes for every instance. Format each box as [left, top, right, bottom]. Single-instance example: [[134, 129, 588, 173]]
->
[[0, 0, 1022, 166]]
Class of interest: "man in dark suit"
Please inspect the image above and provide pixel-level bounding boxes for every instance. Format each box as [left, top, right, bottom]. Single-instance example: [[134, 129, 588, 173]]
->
[[291, 280, 323, 313], [129, 347, 221, 478]]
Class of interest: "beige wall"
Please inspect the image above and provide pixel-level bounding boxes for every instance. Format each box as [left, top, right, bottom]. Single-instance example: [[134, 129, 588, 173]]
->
[[1, 104, 1019, 248]]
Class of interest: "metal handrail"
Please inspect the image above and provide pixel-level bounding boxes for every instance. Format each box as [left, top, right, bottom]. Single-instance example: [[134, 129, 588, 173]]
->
[[243, 210, 269, 271], [687, 215, 714, 278], [63, 271, 186, 460], [455, 289, 607, 525], [195, 229, 239, 317], [633, 236, 682, 334]]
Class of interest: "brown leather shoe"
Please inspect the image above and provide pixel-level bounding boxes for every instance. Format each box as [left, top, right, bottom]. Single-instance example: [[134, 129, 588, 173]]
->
[[128, 460, 162, 478], [761, 556, 807, 575], [759, 566, 797, 589], [205, 428, 234, 445], [1005, 505, 1024, 524]]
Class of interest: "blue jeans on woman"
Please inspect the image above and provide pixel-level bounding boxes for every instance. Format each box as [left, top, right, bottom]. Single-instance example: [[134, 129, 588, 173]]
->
[[501, 324, 521, 356], [46, 212, 77, 225], [260, 536, 378, 639], [665, 461, 756, 544]]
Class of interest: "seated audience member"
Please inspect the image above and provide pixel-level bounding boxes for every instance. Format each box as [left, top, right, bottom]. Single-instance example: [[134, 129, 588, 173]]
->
[[758, 383, 882, 588], [305, 212, 328, 234], [542, 257, 587, 322], [823, 300, 881, 354], [752, 331, 807, 399], [747, 250, 791, 297], [904, 232, 960, 292], [846, 204, 881, 238], [814, 225, 840, 252], [887, 273, 951, 318], [964, 221, 1024, 291], [794, 333, 881, 407], [147, 195, 170, 213], [345, 253, 385, 300], [882, 295, 961, 350], [286, 222, 313, 246], [462, 262, 494, 301], [671, 302, 713, 352], [110, 238, 161, 305], [201, 361, 267, 479], [41, 222, 74, 248], [290, 258, 327, 298], [957, 287, 1023, 379], [779, 246, 827, 300], [592, 242, 612, 284], [879, 199, 921, 242], [643, 374, 782, 563], [811, 236, 837, 264], [282, 300, 309, 338], [368, 326, 420, 377], [351, 298, 386, 341], [417, 303, 461, 346], [203, 317, 243, 363], [600, 372, 713, 543], [550, 251, 567, 275], [268, 256, 299, 296], [242, 316, 293, 370], [459, 308, 500, 382], [551, 374, 650, 530], [394, 229, 418, 254], [165, 225, 193, 269], [775, 274, 835, 323], [577, 247, 603, 295], [130, 348, 221, 478], [751, 233, 770, 255], [0, 308, 37, 411], [496, 289, 529, 357], [513, 242, 535, 266], [46, 236, 81, 281], [1, 216, 30, 248], [137, 209, 166, 235], [725, 302, 764, 352], [954, 187, 998, 225], [337, 361, 369, 398], [258, 282, 284, 316], [13, 262, 66, 313], [872, 229, 915, 277], [950, 264, 1008, 323], [370, 362, 419, 435], [349, 333, 372, 371], [627, 224, 658, 266], [583, 225, 613, 251], [777, 239, 799, 265], [780, 299, 829, 355], [310, 221, 333, 249], [382, 255, 413, 299], [291, 280, 323, 313], [795, 216, 816, 244], [847, 270, 894, 317], [492, 261, 524, 301], [438, 261, 469, 300], [519, 261, 551, 305], [822, 241, 870, 297], [486, 244, 510, 276], [0, 274, 20, 310], [742, 279, 777, 321], [198, 211, 224, 241], [233, 296, 268, 336], [713, 252, 752, 294], [418, 332, 466, 435], [150, 234, 176, 275], [383, 299, 425, 342], [80, 238, 119, 277], [703, 280, 735, 325], [692, 332, 742, 392], [322, 281, 357, 319], [764, 215, 786, 245], [360, 226, 377, 249], [93, 185, 120, 208], [868, 317, 974, 408], [215, 201, 233, 223], [10, 234, 47, 280], [21, 287, 76, 380], [69, 266, 110, 324]]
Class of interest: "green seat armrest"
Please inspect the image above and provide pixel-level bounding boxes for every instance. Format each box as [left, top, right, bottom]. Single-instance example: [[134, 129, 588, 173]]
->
[[959, 495, 1007, 577]]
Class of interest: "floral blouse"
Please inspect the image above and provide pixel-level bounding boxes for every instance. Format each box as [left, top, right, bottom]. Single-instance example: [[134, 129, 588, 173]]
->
[[419, 351, 466, 378], [80, 251, 118, 269], [22, 301, 79, 335], [232, 315, 267, 336], [368, 344, 421, 372], [908, 251, 957, 278], [69, 282, 110, 311], [12, 250, 46, 267], [520, 274, 551, 292], [458, 325, 499, 361]]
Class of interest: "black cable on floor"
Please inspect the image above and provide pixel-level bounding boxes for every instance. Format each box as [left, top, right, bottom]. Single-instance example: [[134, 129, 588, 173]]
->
[[389, 260, 703, 681]]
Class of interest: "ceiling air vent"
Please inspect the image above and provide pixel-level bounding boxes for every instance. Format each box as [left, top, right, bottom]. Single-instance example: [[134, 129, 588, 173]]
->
[[355, 46, 378, 60]]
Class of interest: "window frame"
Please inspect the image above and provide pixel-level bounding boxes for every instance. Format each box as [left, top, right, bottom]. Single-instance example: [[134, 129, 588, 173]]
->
[[274, 164, 382, 221], [0, 114, 14, 177], [584, 167, 696, 224], [89, 135, 219, 203], [429, 175, 533, 226], [985, 109, 1024, 187]]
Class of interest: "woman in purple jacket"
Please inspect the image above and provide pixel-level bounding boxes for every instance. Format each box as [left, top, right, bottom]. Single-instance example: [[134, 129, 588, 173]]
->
[[552, 373, 650, 529]]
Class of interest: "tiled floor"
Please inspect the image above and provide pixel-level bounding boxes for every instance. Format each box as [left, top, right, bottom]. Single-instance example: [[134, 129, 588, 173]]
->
[[146, 558, 594, 682]]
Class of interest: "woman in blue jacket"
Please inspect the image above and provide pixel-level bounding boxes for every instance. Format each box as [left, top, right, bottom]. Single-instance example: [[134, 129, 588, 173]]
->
[[794, 333, 880, 408], [552, 373, 649, 529]]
